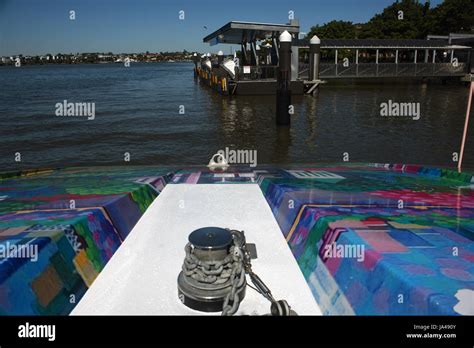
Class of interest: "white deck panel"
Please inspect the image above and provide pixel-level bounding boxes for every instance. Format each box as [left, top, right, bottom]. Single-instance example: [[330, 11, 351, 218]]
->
[[72, 184, 321, 315]]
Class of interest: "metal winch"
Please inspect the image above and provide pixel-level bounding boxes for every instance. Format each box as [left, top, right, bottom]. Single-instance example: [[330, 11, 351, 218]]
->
[[177, 227, 246, 314], [177, 227, 297, 316]]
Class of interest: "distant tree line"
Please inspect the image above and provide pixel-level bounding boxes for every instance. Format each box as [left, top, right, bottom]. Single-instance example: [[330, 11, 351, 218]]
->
[[1, 50, 195, 66], [307, 0, 474, 39]]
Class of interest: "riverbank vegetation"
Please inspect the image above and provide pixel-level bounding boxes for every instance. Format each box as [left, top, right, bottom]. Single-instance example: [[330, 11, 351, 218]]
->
[[307, 0, 473, 39]]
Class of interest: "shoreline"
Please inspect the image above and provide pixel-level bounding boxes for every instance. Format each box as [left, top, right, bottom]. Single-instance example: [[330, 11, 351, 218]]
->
[[0, 60, 193, 67]]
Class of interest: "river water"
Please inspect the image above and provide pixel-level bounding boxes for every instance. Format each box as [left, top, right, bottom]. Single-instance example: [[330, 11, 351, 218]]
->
[[1, 62, 473, 171]]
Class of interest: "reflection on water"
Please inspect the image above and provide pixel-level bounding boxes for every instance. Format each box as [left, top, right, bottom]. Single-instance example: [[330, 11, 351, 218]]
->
[[0, 62, 472, 170]]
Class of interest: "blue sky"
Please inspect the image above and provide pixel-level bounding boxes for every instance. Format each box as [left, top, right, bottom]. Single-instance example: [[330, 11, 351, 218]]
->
[[0, 0, 442, 56]]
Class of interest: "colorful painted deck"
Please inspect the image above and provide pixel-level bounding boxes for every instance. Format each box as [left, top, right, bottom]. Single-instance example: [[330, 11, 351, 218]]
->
[[0, 167, 172, 314], [259, 164, 474, 315], [1, 164, 473, 315]]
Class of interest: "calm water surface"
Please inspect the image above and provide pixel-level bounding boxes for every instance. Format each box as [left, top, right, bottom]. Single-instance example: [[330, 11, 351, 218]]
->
[[1, 62, 473, 170]]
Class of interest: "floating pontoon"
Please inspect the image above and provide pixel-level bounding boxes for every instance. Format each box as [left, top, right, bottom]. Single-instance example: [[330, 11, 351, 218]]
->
[[195, 21, 473, 95]]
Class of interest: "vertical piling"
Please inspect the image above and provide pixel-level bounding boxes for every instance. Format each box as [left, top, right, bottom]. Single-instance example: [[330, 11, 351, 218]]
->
[[276, 30, 292, 126], [193, 53, 198, 78], [309, 35, 321, 81]]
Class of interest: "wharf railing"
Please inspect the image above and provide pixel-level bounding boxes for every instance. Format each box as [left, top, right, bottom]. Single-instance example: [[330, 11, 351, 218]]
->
[[299, 62, 467, 79]]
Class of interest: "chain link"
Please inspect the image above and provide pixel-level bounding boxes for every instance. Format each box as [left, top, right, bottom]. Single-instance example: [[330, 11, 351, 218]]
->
[[221, 246, 245, 316], [182, 229, 295, 316], [181, 238, 246, 316], [182, 243, 234, 284]]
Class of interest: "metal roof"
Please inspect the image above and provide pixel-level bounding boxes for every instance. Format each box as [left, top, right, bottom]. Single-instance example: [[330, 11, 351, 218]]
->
[[203, 21, 300, 45], [203, 21, 472, 49], [298, 38, 471, 49], [427, 33, 474, 46]]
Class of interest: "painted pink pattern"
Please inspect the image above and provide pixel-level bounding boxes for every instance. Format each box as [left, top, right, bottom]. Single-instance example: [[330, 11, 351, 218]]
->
[[371, 190, 474, 208], [185, 172, 201, 184], [355, 231, 408, 253], [441, 268, 474, 282]]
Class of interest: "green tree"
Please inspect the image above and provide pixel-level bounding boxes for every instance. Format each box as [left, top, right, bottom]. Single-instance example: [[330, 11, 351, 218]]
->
[[359, 0, 428, 39], [307, 20, 357, 39], [306, 0, 472, 41], [427, 0, 474, 35]]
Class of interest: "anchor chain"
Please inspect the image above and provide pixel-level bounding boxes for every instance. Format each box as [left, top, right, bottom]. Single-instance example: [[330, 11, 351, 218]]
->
[[181, 229, 296, 316], [232, 230, 297, 316], [221, 246, 245, 316], [183, 243, 234, 284], [181, 234, 246, 316]]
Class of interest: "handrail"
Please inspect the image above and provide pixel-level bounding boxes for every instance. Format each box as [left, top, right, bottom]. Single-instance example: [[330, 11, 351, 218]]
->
[[313, 62, 468, 78]]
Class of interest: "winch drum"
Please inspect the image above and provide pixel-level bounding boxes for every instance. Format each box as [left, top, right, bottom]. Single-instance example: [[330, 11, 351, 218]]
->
[[177, 227, 246, 312]]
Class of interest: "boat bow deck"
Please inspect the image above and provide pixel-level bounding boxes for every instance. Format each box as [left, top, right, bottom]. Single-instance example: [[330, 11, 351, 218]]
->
[[72, 184, 321, 315]]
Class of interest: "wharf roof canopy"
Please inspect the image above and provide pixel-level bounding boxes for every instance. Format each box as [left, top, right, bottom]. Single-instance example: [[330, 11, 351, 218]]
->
[[203, 21, 472, 49], [203, 21, 300, 45]]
